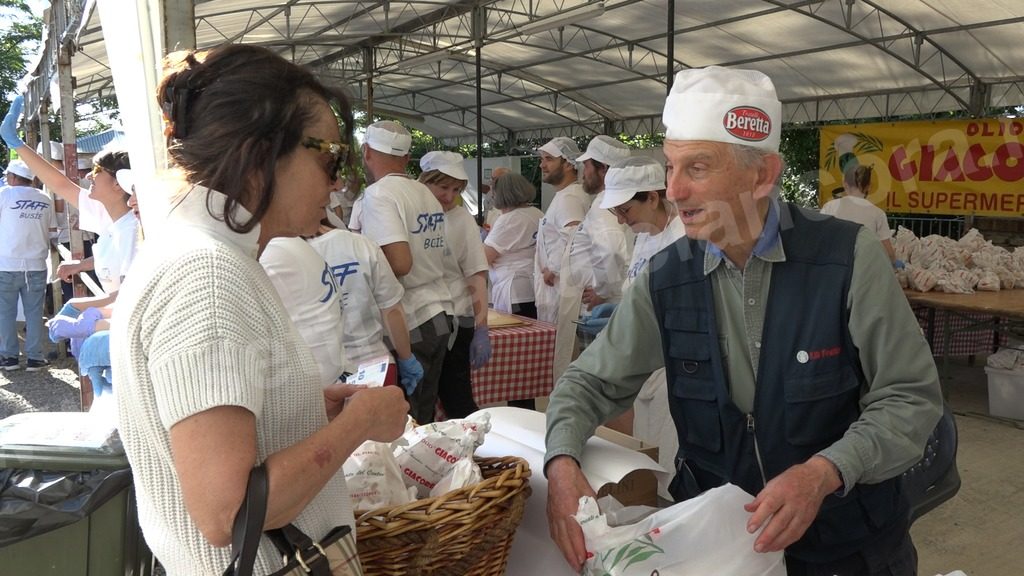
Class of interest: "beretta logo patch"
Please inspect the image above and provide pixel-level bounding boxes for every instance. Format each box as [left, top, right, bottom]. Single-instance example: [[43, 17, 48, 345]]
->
[[723, 106, 772, 142]]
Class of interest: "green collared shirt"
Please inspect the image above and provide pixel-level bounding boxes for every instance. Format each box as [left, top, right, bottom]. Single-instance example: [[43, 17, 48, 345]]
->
[[544, 225, 943, 495]]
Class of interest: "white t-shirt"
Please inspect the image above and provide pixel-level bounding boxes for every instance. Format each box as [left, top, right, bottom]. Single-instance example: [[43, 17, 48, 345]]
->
[[442, 206, 489, 318], [112, 187, 352, 575], [359, 174, 452, 329], [567, 191, 629, 302], [77, 187, 114, 236], [92, 211, 139, 293], [625, 215, 686, 290], [260, 236, 345, 387], [536, 183, 589, 274], [0, 185, 56, 271], [348, 196, 364, 232], [485, 206, 543, 307], [307, 229, 405, 370], [821, 196, 892, 241]]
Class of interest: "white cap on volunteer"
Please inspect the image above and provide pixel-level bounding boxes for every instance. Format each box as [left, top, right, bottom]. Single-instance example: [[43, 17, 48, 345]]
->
[[599, 157, 666, 209], [5, 159, 33, 180], [364, 121, 412, 156], [420, 150, 468, 181], [115, 169, 136, 195], [577, 134, 630, 166], [537, 136, 581, 162], [36, 140, 64, 161]]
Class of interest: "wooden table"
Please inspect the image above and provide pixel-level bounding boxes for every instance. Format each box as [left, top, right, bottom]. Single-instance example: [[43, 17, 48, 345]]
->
[[904, 289, 1024, 394]]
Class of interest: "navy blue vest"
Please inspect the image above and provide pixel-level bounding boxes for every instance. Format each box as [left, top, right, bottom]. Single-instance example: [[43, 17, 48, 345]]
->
[[649, 203, 905, 563]]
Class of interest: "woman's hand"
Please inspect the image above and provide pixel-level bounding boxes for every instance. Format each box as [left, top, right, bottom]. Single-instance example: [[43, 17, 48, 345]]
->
[[57, 261, 82, 283], [323, 382, 366, 421], [344, 385, 409, 443], [1, 95, 25, 148]]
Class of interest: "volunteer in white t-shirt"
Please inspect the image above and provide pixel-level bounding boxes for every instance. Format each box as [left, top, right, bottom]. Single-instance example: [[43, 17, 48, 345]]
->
[[419, 151, 491, 419], [821, 165, 897, 263], [550, 135, 631, 382], [534, 137, 589, 323], [586, 156, 686, 497], [0, 160, 57, 371], [307, 223, 423, 390], [260, 236, 346, 388], [570, 135, 632, 311], [2, 102, 137, 304], [359, 121, 454, 423], [484, 172, 543, 316]]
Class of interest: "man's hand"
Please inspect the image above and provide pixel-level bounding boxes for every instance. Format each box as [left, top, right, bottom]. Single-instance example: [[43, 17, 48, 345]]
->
[[542, 268, 557, 287], [546, 456, 597, 572], [581, 287, 606, 310], [743, 456, 842, 553], [57, 261, 82, 283]]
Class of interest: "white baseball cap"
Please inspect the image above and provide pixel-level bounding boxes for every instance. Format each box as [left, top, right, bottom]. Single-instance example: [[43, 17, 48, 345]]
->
[[115, 169, 136, 195], [537, 136, 581, 162], [5, 159, 33, 180], [77, 157, 92, 171], [599, 157, 666, 209], [35, 140, 64, 161], [663, 66, 781, 152], [420, 150, 468, 181], [578, 135, 630, 166], [364, 121, 412, 156]]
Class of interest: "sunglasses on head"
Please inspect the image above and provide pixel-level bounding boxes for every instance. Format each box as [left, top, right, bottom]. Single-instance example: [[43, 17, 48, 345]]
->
[[302, 137, 349, 183]]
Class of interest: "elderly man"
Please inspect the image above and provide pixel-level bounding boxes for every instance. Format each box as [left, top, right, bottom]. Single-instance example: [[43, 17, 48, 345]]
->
[[544, 67, 942, 575], [533, 137, 589, 324], [358, 120, 451, 423], [0, 160, 56, 370]]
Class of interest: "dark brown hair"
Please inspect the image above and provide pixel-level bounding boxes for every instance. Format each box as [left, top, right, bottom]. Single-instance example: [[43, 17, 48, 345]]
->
[[157, 44, 355, 233]]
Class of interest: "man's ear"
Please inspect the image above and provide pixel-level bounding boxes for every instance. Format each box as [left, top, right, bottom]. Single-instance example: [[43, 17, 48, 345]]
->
[[753, 153, 784, 200]]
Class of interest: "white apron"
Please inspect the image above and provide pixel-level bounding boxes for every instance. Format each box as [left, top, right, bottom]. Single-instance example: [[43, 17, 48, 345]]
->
[[551, 225, 585, 385], [533, 222, 561, 323], [489, 265, 516, 313]]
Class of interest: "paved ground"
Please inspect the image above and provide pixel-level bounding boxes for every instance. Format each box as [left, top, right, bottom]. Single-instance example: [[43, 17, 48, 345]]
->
[[913, 355, 1024, 576]]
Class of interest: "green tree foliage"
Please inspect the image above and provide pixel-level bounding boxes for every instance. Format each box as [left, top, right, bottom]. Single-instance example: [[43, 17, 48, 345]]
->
[[778, 126, 820, 207], [1, 0, 41, 163]]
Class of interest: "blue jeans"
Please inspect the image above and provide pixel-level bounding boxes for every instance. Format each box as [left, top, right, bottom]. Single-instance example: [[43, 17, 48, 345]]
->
[[0, 270, 47, 360]]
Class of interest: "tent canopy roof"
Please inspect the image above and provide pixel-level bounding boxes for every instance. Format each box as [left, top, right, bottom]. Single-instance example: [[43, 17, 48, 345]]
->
[[65, 0, 1024, 144]]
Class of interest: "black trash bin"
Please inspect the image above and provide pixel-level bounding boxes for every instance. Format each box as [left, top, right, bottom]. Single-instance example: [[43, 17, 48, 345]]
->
[[0, 411, 153, 575]]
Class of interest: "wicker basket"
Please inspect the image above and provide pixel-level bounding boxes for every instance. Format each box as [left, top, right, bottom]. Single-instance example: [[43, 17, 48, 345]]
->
[[355, 456, 531, 576]]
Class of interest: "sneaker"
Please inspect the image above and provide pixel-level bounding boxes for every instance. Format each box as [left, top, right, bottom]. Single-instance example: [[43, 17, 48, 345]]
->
[[26, 358, 50, 372], [0, 357, 18, 371]]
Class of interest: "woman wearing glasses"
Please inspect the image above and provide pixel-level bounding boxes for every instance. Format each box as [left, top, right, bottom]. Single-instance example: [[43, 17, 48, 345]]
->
[[109, 44, 408, 574], [0, 104, 136, 302], [593, 155, 684, 499]]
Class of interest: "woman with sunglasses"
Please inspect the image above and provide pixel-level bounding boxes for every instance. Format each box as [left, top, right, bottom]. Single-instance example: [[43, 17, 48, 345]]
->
[[0, 104, 136, 304], [108, 44, 408, 574]]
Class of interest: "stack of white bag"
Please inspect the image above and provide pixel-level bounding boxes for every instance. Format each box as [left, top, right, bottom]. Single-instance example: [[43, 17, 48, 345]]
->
[[894, 227, 1024, 293], [342, 412, 491, 510], [575, 484, 785, 576], [986, 346, 1024, 371]]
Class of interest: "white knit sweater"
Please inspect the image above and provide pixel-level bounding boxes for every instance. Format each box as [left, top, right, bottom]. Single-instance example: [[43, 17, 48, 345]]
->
[[112, 187, 353, 575]]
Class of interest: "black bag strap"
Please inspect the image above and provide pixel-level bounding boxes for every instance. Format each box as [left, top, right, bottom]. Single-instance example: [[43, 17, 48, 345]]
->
[[223, 465, 270, 576]]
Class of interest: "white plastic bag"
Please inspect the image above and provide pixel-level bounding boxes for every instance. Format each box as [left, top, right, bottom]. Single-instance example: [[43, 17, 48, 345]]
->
[[343, 439, 414, 511], [394, 412, 491, 498], [576, 484, 785, 576]]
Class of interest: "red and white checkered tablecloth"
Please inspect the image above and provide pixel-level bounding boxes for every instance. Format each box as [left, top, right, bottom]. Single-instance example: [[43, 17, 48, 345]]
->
[[470, 316, 557, 405], [912, 306, 1005, 357]]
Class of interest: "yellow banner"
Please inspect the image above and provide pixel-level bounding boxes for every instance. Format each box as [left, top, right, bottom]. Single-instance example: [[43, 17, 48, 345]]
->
[[819, 119, 1024, 216]]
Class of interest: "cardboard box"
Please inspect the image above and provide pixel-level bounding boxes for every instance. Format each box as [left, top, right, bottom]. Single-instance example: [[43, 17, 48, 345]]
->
[[593, 426, 660, 507]]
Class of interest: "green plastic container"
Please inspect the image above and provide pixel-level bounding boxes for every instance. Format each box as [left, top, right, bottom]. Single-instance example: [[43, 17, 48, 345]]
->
[[0, 412, 152, 575]]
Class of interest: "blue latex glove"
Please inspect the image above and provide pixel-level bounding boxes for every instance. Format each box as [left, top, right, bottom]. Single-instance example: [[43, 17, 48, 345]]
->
[[894, 259, 906, 270], [576, 302, 617, 337], [469, 325, 492, 369], [48, 307, 103, 342], [397, 355, 424, 395], [1, 95, 25, 149], [57, 302, 81, 319]]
